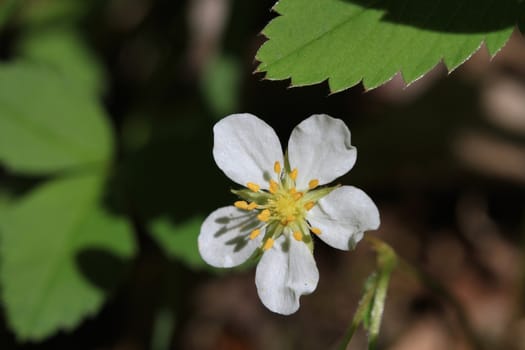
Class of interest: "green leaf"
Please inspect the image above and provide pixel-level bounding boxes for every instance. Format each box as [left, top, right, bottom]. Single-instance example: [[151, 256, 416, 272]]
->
[[17, 29, 107, 95], [0, 172, 136, 341], [256, 0, 524, 92], [202, 54, 241, 119], [150, 217, 207, 269], [0, 62, 112, 174]]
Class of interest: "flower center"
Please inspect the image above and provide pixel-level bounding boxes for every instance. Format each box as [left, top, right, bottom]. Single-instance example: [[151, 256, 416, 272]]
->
[[233, 160, 332, 251], [268, 188, 304, 225]]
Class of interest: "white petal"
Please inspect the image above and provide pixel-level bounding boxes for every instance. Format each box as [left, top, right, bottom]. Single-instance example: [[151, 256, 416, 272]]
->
[[307, 186, 380, 250], [198, 206, 263, 268], [255, 234, 319, 315], [287, 114, 357, 189], [213, 113, 284, 189]]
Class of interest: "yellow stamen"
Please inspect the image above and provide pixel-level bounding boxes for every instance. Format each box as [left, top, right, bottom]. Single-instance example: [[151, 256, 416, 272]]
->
[[308, 179, 319, 189], [234, 201, 248, 210], [249, 229, 261, 240], [257, 209, 271, 222], [304, 201, 315, 211], [290, 168, 298, 180], [247, 182, 260, 192], [289, 188, 297, 194], [263, 238, 274, 251], [311, 227, 321, 235], [292, 191, 303, 200], [269, 179, 279, 194], [247, 202, 258, 210], [274, 161, 281, 174], [280, 215, 296, 225], [293, 231, 303, 241]]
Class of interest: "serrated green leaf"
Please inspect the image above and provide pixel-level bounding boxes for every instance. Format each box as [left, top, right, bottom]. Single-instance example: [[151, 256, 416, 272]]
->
[[17, 29, 107, 95], [256, 0, 524, 92], [151, 217, 207, 269], [0, 62, 112, 174], [0, 172, 136, 341]]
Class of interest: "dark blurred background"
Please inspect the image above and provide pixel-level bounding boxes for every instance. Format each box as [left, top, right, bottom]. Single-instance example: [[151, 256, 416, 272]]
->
[[1, 0, 525, 349]]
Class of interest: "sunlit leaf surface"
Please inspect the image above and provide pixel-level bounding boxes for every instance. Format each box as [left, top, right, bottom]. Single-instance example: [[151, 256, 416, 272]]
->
[[257, 0, 524, 91]]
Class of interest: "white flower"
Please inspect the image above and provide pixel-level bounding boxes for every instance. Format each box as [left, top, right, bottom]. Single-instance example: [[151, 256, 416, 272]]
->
[[198, 113, 380, 315]]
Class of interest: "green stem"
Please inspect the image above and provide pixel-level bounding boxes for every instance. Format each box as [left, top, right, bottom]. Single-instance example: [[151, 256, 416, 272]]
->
[[337, 273, 378, 350], [337, 319, 361, 350]]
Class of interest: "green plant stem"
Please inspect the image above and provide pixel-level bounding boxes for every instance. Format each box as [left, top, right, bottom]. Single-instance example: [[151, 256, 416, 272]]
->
[[337, 313, 363, 350], [397, 258, 485, 350], [337, 274, 378, 350]]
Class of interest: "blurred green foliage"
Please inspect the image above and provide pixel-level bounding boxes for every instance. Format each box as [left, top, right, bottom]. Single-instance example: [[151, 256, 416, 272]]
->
[[0, 63, 111, 174], [202, 54, 241, 118], [17, 29, 107, 95], [151, 217, 206, 269], [0, 173, 135, 340], [0, 0, 235, 342]]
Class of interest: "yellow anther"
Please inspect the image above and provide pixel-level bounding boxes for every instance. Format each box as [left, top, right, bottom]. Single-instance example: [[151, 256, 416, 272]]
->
[[247, 202, 258, 210], [234, 201, 249, 210], [311, 227, 322, 235], [247, 182, 260, 192], [257, 209, 271, 222], [274, 161, 281, 174], [263, 238, 275, 251], [293, 231, 303, 241], [289, 188, 297, 194], [281, 215, 295, 225], [304, 201, 315, 211], [269, 180, 279, 194], [249, 229, 261, 240], [292, 191, 303, 200], [290, 168, 298, 180], [308, 179, 319, 189]]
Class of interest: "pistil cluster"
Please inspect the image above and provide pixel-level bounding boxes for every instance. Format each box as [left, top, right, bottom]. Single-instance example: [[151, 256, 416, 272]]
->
[[233, 160, 334, 252]]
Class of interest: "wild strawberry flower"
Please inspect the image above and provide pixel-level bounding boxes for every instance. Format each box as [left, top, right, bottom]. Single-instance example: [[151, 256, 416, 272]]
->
[[198, 113, 380, 315]]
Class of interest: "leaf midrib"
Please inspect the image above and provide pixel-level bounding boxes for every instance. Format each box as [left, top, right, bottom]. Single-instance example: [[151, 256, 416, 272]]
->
[[258, 4, 369, 71]]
